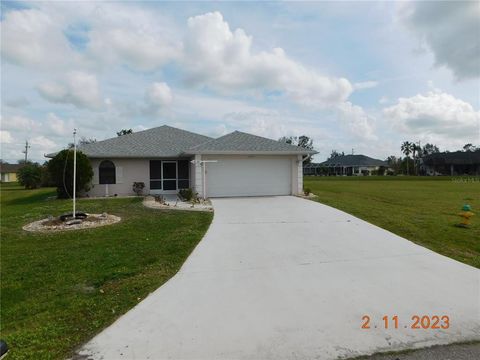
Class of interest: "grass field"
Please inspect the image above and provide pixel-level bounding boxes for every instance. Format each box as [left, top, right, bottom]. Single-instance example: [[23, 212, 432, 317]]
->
[[0, 183, 213, 360], [304, 176, 480, 268]]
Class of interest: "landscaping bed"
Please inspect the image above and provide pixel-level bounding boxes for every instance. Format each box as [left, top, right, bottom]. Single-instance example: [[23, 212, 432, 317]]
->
[[143, 195, 213, 212], [23, 213, 121, 232]]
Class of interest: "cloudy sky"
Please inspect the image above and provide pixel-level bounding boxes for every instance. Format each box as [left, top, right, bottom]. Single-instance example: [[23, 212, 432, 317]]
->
[[1, 0, 479, 163]]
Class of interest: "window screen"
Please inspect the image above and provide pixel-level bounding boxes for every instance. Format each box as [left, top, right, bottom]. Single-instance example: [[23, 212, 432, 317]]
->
[[99, 160, 116, 184]]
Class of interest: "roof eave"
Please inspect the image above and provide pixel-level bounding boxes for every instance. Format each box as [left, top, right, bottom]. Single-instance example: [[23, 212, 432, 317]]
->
[[183, 150, 318, 156]]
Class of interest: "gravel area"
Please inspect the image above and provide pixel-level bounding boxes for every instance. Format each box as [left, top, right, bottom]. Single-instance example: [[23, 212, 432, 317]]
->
[[23, 214, 121, 232], [143, 196, 213, 212]]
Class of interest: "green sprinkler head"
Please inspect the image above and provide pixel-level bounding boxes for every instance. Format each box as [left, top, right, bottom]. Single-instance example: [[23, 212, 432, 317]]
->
[[462, 204, 472, 211]]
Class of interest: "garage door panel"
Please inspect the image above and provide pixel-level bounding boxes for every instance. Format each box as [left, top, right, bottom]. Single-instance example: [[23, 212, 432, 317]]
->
[[205, 157, 292, 197]]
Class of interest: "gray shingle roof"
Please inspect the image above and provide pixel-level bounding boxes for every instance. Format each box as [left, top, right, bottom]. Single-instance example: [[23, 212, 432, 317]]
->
[[75, 125, 213, 158], [320, 155, 387, 167], [186, 131, 317, 154], [47, 126, 316, 158]]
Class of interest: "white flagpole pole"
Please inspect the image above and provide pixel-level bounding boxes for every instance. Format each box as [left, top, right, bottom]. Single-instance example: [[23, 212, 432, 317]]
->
[[73, 129, 77, 218]]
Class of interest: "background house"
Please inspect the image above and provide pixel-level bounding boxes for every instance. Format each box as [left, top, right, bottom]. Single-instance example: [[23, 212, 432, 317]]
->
[[0, 163, 22, 182], [304, 155, 388, 176], [421, 151, 480, 176]]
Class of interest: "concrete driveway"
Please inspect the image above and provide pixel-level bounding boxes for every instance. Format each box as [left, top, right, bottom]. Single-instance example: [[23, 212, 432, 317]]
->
[[77, 196, 479, 360]]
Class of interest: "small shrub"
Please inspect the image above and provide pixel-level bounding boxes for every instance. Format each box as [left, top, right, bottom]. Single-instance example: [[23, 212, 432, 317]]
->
[[17, 163, 42, 189], [304, 187, 312, 196], [132, 182, 145, 196], [178, 188, 199, 202], [154, 195, 165, 204]]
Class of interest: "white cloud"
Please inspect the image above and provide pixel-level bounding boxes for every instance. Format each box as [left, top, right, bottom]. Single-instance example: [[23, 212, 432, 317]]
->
[[5, 97, 30, 108], [337, 102, 377, 141], [1, 8, 78, 69], [46, 113, 75, 137], [0, 130, 14, 144], [383, 91, 480, 147], [1, 115, 37, 131], [87, 9, 181, 71], [145, 82, 173, 109], [37, 71, 103, 110], [354, 81, 378, 90], [221, 110, 329, 144], [183, 12, 353, 108], [399, 1, 480, 79], [378, 96, 389, 105]]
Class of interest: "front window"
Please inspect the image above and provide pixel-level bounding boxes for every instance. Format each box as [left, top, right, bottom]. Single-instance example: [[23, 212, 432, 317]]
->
[[149, 160, 190, 191], [99, 160, 116, 184]]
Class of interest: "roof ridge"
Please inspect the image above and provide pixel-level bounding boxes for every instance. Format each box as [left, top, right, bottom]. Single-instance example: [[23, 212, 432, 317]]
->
[[79, 125, 211, 149]]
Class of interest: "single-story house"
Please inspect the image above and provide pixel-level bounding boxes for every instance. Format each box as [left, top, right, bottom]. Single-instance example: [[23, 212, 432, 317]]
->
[[304, 155, 388, 176], [421, 151, 480, 176], [0, 163, 22, 182], [50, 125, 316, 198]]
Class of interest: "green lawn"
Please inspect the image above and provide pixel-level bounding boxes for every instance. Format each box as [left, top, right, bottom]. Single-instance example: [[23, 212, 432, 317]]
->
[[0, 183, 213, 360], [305, 176, 480, 268]]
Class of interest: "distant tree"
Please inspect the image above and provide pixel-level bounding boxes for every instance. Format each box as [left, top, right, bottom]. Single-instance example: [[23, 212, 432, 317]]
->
[[328, 150, 344, 160], [17, 159, 31, 165], [68, 137, 96, 149], [422, 143, 440, 156], [279, 135, 315, 164], [412, 143, 422, 175], [297, 136, 314, 151], [117, 129, 133, 136], [279, 136, 294, 145], [17, 163, 42, 189], [47, 149, 93, 199], [463, 143, 478, 152], [80, 137, 96, 145], [386, 155, 402, 174], [401, 141, 414, 175]]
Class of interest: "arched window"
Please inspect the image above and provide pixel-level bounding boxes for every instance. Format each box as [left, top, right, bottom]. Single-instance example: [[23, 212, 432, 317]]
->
[[99, 160, 116, 184]]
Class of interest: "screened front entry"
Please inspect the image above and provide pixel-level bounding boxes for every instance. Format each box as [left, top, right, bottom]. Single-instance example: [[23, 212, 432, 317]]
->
[[149, 160, 190, 193]]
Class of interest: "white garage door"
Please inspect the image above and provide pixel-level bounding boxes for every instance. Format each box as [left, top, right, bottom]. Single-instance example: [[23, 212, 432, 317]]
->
[[205, 156, 292, 197]]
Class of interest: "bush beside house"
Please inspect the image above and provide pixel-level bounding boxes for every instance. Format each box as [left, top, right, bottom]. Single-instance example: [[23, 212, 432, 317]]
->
[[47, 150, 93, 198]]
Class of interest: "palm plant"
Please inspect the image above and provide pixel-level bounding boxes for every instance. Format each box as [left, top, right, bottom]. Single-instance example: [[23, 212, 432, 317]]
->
[[401, 141, 413, 175]]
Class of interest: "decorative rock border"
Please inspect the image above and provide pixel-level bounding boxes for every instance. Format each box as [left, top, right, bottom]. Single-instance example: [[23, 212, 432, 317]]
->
[[23, 214, 121, 232], [296, 193, 318, 200], [143, 196, 213, 212]]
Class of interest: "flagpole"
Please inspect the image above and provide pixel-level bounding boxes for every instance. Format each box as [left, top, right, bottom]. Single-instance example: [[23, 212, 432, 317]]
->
[[73, 129, 77, 218]]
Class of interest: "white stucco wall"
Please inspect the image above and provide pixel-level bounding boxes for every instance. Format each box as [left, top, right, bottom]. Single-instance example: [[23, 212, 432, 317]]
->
[[88, 158, 150, 197], [87, 155, 306, 198]]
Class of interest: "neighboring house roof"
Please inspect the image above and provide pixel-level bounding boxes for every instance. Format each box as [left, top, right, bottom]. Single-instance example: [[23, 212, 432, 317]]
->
[[423, 151, 480, 165], [47, 125, 316, 158], [0, 163, 23, 173], [186, 131, 317, 155], [319, 155, 387, 167], [56, 125, 213, 158]]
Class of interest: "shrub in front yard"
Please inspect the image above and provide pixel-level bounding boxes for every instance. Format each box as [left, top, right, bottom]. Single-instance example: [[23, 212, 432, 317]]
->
[[47, 149, 93, 198], [17, 163, 42, 189], [133, 182, 145, 196], [178, 188, 199, 202]]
